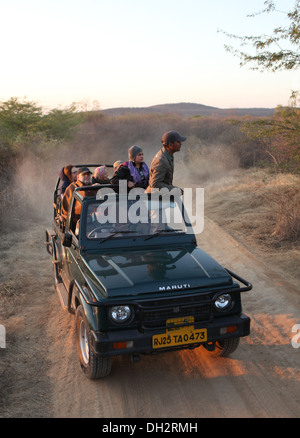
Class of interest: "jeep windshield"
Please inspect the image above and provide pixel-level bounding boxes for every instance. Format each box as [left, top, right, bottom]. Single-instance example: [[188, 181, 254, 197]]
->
[[85, 196, 187, 240]]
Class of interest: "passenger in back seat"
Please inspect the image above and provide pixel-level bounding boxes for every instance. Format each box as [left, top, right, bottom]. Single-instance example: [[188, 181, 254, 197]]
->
[[92, 166, 110, 184], [61, 167, 92, 221], [110, 145, 149, 191], [59, 165, 77, 198]]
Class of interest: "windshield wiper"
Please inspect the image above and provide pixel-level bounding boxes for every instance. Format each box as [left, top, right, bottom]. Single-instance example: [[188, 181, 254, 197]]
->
[[144, 229, 184, 241], [98, 230, 137, 244]]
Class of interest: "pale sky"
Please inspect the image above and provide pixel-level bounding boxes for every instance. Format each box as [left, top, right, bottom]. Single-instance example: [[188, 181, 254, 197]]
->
[[0, 0, 298, 111]]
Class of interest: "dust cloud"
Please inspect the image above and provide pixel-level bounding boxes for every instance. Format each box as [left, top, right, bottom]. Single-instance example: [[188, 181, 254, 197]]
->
[[9, 116, 240, 230]]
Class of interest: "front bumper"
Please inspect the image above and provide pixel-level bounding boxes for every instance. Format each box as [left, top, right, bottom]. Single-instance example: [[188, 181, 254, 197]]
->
[[91, 313, 250, 357]]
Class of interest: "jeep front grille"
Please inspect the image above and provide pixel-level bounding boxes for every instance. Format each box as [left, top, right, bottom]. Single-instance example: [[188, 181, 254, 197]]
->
[[136, 295, 213, 331]]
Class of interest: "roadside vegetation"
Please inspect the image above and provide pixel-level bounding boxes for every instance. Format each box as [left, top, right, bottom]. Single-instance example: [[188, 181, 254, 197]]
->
[[0, 96, 299, 251], [1, 2, 299, 247], [214, 0, 300, 248], [0, 97, 83, 229]]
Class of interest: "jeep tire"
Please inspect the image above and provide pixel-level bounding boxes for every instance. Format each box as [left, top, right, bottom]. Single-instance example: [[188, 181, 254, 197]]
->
[[76, 305, 112, 379], [211, 337, 240, 357]]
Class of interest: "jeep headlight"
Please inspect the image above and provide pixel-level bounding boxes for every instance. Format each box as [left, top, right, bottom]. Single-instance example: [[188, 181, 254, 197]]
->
[[109, 305, 132, 324], [214, 294, 232, 311]]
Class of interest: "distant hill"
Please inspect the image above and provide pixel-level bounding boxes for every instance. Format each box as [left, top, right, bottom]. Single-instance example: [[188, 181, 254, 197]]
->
[[102, 102, 275, 118]]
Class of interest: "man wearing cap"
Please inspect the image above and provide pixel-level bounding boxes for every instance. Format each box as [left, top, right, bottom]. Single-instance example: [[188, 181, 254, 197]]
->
[[61, 167, 92, 220], [146, 131, 186, 193]]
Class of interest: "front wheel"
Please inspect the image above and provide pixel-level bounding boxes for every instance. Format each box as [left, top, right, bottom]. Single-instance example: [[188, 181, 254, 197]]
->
[[76, 305, 112, 379], [211, 337, 240, 357]]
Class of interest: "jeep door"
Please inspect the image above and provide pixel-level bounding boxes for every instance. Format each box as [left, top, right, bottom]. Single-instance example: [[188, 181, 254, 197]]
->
[[61, 197, 82, 290]]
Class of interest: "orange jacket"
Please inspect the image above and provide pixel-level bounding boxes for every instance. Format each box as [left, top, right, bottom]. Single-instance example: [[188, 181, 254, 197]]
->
[[61, 180, 85, 220]]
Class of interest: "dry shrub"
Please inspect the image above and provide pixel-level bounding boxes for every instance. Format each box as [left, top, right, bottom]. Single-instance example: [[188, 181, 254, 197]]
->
[[269, 187, 300, 242], [204, 168, 300, 249]]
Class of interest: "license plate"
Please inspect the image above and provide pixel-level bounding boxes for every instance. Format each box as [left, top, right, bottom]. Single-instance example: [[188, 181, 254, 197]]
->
[[152, 327, 207, 349]]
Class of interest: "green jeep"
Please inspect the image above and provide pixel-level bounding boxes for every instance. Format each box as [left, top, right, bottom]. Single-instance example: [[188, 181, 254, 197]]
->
[[45, 164, 252, 379]]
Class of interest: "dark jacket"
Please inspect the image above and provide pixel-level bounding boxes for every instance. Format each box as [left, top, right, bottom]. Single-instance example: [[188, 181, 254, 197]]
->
[[92, 176, 110, 185], [110, 161, 149, 190], [59, 167, 72, 197]]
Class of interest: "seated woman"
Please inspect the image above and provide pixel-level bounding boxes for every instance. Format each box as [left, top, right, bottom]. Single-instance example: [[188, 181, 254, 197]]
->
[[110, 145, 149, 190], [59, 165, 77, 198], [92, 166, 110, 184]]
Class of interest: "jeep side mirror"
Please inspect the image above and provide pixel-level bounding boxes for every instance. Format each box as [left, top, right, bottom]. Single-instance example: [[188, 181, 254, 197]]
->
[[62, 233, 72, 247]]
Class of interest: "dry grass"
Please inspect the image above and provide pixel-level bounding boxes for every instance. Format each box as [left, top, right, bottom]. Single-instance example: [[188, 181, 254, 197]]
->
[[205, 169, 300, 241], [269, 186, 300, 242], [205, 168, 300, 283]]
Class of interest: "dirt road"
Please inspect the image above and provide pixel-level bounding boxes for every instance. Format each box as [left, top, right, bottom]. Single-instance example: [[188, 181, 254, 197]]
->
[[0, 217, 299, 418]]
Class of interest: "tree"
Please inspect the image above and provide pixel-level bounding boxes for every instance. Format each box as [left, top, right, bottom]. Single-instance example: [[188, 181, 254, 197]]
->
[[220, 0, 300, 72], [0, 97, 82, 143], [221, 1, 300, 173], [41, 104, 83, 140], [234, 101, 300, 172], [0, 97, 43, 138]]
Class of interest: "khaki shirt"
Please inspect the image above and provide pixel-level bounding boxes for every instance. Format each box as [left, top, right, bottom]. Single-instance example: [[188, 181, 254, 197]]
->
[[147, 147, 176, 191]]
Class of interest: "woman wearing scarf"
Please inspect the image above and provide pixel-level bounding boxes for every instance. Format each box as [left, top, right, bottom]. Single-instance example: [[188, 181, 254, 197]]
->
[[92, 165, 110, 184], [110, 145, 149, 191]]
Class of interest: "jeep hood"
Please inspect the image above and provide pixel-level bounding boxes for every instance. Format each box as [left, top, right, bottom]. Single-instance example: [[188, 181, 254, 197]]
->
[[81, 247, 234, 299]]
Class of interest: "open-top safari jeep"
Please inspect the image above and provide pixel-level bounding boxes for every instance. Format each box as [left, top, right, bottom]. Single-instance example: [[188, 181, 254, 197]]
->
[[45, 164, 252, 379]]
